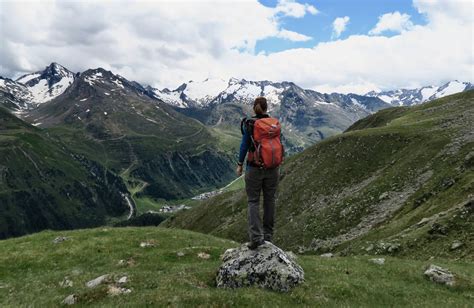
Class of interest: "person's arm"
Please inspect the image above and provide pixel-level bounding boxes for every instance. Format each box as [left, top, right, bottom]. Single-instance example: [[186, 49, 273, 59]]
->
[[239, 126, 250, 164], [236, 125, 250, 175]]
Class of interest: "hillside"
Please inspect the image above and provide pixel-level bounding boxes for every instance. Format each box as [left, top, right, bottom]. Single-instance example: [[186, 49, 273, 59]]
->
[[0, 227, 472, 306], [164, 90, 474, 259], [0, 107, 130, 239]]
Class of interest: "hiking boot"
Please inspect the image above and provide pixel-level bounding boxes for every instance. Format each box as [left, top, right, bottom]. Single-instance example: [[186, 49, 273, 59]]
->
[[247, 240, 264, 250]]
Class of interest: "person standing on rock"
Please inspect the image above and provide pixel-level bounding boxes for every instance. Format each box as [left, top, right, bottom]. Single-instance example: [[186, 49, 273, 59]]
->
[[236, 97, 285, 250]]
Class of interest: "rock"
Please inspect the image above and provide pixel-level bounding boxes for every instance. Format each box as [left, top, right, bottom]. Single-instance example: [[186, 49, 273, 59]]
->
[[177, 251, 185, 257], [365, 244, 374, 252], [107, 285, 132, 296], [59, 277, 73, 288], [140, 241, 155, 248], [378, 192, 389, 201], [320, 253, 334, 258], [85, 274, 110, 288], [450, 240, 464, 250], [197, 252, 211, 259], [117, 276, 128, 284], [53, 236, 68, 244], [428, 223, 448, 235], [117, 258, 135, 267], [61, 294, 77, 305], [416, 217, 431, 227], [216, 242, 304, 292], [369, 258, 385, 265], [387, 243, 400, 253], [424, 264, 455, 286]]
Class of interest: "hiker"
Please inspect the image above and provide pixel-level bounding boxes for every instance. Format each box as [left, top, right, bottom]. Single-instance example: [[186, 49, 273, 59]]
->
[[236, 97, 284, 249]]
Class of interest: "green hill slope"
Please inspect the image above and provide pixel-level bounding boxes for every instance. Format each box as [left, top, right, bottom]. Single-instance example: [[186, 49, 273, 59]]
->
[[0, 108, 130, 239], [0, 227, 472, 306], [164, 90, 474, 259]]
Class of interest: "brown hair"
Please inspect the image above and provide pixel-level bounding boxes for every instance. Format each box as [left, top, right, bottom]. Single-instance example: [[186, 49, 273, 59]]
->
[[253, 96, 267, 115]]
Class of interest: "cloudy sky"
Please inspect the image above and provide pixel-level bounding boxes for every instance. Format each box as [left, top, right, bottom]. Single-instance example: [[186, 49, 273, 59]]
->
[[0, 0, 472, 93]]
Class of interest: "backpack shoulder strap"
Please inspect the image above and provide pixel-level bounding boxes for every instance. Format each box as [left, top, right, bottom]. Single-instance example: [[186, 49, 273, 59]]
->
[[241, 117, 256, 135], [240, 117, 247, 135]]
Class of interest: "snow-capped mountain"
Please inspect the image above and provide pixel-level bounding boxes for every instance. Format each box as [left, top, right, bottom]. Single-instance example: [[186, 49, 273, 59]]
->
[[0, 77, 34, 110], [366, 80, 473, 106], [16, 62, 76, 105], [148, 78, 229, 108], [151, 78, 473, 111]]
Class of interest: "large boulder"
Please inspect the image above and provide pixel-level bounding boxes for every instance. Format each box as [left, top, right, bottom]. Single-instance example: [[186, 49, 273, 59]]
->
[[424, 264, 455, 286], [216, 242, 304, 292]]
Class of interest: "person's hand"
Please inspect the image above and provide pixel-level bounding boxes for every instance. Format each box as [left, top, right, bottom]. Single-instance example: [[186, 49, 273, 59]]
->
[[236, 164, 243, 176]]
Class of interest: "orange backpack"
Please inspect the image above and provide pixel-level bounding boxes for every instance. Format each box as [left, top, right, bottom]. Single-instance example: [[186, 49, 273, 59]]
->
[[244, 117, 284, 169]]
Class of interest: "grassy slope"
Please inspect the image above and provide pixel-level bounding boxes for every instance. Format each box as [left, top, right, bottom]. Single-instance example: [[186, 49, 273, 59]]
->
[[0, 108, 129, 239], [0, 227, 472, 307], [164, 91, 474, 259]]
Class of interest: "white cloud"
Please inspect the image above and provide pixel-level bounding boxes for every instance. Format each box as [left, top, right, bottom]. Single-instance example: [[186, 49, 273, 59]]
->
[[0, 0, 472, 95], [277, 29, 312, 42], [274, 0, 318, 18], [369, 11, 414, 35], [332, 16, 350, 39]]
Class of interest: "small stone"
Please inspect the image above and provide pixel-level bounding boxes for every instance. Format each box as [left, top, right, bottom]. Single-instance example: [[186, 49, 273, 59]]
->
[[61, 294, 77, 305], [320, 253, 334, 258], [416, 217, 431, 227], [177, 252, 185, 257], [388, 244, 400, 253], [59, 277, 73, 288], [365, 244, 374, 252], [378, 192, 389, 201], [117, 258, 135, 267], [197, 252, 211, 259], [117, 276, 128, 284], [107, 285, 132, 296], [369, 258, 385, 265], [140, 241, 155, 248], [424, 264, 455, 286], [450, 240, 464, 250], [86, 274, 109, 288], [53, 236, 68, 244]]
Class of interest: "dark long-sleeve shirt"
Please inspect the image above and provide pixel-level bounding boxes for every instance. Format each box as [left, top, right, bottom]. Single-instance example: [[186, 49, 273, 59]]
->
[[238, 124, 251, 164]]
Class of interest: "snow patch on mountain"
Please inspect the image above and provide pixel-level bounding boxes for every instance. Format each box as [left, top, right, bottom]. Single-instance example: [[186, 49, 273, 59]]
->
[[28, 75, 74, 103], [17, 73, 41, 84], [183, 78, 227, 104], [435, 81, 467, 98]]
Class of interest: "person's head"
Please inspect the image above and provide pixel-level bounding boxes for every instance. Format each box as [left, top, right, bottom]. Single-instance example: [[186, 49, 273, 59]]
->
[[253, 96, 268, 115]]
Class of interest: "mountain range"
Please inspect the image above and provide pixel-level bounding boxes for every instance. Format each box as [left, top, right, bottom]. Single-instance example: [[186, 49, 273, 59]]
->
[[0, 62, 472, 239]]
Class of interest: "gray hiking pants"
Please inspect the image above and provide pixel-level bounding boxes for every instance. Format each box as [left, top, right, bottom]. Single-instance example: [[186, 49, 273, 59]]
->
[[245, 165, 280, 243]]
